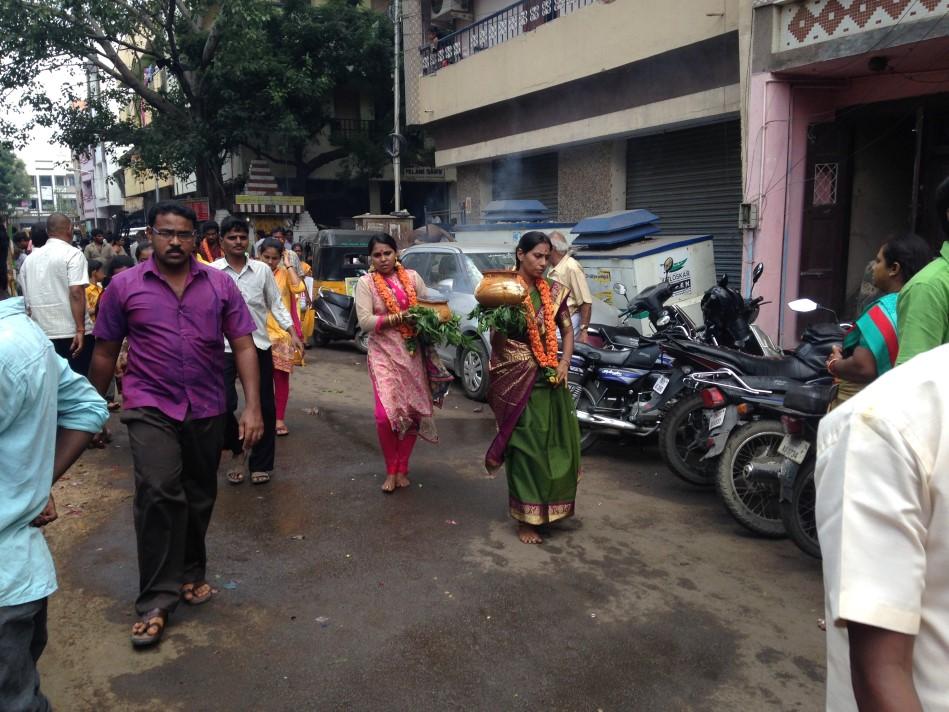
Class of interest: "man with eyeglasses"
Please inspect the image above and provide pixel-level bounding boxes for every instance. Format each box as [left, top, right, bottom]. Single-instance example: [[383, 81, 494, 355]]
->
[[211, 215, 303, 485], [89, 200, 264, 648]]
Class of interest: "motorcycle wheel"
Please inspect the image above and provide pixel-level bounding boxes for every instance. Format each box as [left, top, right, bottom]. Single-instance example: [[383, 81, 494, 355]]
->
[[566, 378, 599, 453], [354, 328, 370, 354], [780, 460, 821, 559], [716, 420, 787, 538], [313, 327, 332, 347], [657, 393, 716, 488]]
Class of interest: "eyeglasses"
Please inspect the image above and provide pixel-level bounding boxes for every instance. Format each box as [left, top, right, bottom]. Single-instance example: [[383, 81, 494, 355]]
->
[[151, 228, 197, 241]]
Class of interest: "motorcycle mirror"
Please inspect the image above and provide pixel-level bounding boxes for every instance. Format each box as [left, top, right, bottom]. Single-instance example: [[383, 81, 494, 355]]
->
[[752, 263, 764, 283], [719, 273, 729, 288], [613, 282, 627, 296], [788, 298, 820, 313], [662, 257, 674, 274]]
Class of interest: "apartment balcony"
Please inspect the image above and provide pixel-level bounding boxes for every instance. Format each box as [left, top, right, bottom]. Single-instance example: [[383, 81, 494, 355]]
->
[[415, 0, 740, 125], [420, 0, 595, 76]]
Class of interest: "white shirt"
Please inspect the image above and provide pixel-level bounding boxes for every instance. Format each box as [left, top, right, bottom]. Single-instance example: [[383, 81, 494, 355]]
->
[[19, 238, 91, 339], [210, 257, 293, 352], [816, 344, 949, 711]]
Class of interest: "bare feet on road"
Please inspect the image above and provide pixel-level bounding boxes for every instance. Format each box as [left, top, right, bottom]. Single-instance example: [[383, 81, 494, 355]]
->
[[517, 524, 543, 544]]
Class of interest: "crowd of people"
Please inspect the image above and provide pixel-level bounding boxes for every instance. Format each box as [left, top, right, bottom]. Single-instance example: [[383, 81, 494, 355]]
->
[[2, 176, 949, 708]]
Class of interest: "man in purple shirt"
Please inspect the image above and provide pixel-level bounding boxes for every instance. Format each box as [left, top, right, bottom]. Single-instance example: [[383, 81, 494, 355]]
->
[[89, 201, 264, 648]]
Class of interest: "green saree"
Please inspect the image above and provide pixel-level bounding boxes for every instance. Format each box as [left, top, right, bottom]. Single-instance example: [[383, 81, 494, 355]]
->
[[485, 280, 581, 525]]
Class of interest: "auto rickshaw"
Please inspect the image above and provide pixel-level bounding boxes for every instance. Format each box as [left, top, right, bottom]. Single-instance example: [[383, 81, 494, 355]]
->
[[299, 229, 382, 297], [300, 229, 385, 352]]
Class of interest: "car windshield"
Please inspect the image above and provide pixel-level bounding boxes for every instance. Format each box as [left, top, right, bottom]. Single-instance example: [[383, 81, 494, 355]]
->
[[464, 252, 516, 282]]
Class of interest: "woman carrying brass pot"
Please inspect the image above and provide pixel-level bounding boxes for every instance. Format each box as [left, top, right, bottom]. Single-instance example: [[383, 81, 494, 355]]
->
[[483, 231, 581, 545]]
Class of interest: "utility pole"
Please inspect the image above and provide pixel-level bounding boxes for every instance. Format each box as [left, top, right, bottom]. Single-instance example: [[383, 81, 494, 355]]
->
[[392, 0, 402, 213]]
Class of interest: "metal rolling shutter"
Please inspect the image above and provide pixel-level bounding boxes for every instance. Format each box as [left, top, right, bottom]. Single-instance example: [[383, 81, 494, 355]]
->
[[491, 153, 559, 219], [626, 121, 742, 284]]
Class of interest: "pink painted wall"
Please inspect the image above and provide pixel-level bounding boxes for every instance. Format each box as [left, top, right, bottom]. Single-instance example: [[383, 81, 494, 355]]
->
[[743, 69, 949, 346]]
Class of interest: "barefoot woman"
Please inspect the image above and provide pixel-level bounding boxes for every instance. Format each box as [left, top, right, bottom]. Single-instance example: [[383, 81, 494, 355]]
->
[[485, 232, 581, 544], [355, 235, 439, 492]]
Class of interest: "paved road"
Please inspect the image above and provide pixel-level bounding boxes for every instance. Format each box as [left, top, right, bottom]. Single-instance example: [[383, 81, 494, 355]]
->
[[41, 344, 826, 711]]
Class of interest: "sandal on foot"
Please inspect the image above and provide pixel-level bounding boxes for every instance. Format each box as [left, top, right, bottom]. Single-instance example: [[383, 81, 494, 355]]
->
[[180, 581, 213, 606], [275, 426, 289, 437], [226, 470, 244, 485], [131, 608, 168, 648], [251, 471, 271, 485], [381, 475, 397, 493]]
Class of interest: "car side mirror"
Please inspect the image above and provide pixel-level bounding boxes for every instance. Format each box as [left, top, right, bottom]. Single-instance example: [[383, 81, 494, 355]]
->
[[613, 282, 627, 296]]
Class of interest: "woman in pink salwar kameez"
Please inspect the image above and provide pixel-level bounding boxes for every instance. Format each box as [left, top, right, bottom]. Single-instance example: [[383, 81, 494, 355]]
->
[[355, 234, 441, 493]]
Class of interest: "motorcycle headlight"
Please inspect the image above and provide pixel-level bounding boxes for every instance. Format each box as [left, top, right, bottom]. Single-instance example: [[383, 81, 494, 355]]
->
[[657, 313, 671, 327]]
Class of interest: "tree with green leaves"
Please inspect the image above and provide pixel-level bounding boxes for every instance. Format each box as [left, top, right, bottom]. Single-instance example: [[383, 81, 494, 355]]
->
[[0, 143, 32, 217], [0, 0, 393, 210]]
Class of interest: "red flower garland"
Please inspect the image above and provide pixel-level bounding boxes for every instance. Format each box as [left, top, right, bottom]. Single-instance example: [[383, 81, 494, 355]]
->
[[518, 276, 559, 371], [372, 264, 418, 345]]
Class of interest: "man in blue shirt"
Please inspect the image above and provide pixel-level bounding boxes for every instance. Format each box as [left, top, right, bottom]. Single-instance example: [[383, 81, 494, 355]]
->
[[0, 295, 109, 712]]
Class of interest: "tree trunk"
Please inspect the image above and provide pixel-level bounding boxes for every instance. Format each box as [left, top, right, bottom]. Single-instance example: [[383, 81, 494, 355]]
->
[[195, 157, 226, 213]]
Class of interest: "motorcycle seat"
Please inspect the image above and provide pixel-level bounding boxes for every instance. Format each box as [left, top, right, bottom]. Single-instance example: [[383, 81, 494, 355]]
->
[[318, 289, 354, 309], [575, 342, 660, 369], [801, 323, 844, 344], [597, 325, 642, 348], [683, 341, 823, 381], [784, 383, 837, 414]]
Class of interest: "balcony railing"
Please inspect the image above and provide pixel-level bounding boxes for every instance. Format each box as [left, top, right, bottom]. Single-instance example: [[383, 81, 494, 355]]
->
[[330, 118, 376, 139], [420, 0, 596, 75]]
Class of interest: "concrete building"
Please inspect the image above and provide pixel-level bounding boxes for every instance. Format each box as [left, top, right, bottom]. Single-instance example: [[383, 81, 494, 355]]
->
[[78, 144, 124, 233], [12, 144, 82, 229], [743, 0, 949, 343], [405, 0, 746, 281]]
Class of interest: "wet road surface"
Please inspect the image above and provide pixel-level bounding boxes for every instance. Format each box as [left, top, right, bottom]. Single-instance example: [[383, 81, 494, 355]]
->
[[41, 344, 826, 711]]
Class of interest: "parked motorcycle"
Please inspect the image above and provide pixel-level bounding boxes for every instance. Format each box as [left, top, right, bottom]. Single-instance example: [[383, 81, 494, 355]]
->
[[568, 279, 683, 451], [568, 262, 775, 452], [656, 320, 841, 487], [737, 384, 836, 557], [313, 287, 370, 353]]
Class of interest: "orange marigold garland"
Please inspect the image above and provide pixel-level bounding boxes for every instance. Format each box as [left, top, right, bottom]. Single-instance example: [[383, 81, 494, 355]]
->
[[372, 264, 419, 351], [518, 276, 560, 383]]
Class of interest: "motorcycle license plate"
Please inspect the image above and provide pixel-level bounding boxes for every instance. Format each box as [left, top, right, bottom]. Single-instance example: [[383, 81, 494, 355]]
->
[[778, 436, 810, 465], [653, 375, 670, 394], [708, 408, 726, 430]]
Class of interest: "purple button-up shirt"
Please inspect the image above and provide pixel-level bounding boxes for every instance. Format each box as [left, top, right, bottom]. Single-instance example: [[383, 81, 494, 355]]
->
[[94, 257, 256, 421]]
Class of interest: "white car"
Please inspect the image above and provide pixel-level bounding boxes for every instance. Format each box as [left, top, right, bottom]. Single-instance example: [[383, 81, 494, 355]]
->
[[401, 242, 618, 401]]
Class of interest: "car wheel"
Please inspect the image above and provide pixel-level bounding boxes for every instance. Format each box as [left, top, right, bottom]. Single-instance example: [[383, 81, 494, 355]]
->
[[459, 340, 489, 401], [354, 328, 370, 354]]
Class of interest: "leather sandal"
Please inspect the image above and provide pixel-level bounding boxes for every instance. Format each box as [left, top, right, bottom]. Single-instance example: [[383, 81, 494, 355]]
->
[[131, 608, 168, 648], [180, 582, 213, 606]]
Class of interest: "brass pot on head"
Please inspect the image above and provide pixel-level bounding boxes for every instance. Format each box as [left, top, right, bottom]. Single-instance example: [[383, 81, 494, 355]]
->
[[475, 270, 528, 308]]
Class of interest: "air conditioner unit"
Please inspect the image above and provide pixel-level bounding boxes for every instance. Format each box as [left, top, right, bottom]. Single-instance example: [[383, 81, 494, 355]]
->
[[431, 0, 472, 25]]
